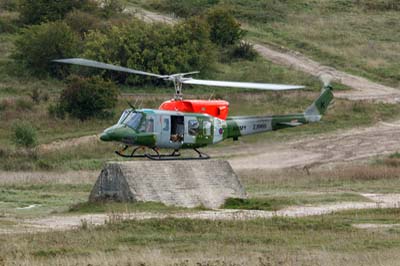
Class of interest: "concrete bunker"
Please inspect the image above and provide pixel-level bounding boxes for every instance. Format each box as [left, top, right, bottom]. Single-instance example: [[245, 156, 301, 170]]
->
[[89, 160, 247, 209]]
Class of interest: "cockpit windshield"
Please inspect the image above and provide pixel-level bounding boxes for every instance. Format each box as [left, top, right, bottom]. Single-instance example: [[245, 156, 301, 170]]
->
[[117, 110, 154, 133], [125, 112, 143, 130], [117, 109, 131, 124]]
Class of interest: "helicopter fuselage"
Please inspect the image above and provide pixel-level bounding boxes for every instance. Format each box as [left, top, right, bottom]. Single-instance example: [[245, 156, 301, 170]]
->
[[100, 108, 308, 150]]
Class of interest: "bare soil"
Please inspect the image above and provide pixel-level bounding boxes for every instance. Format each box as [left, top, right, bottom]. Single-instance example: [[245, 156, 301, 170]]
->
[[228, 120, 400, 170], [253, 44, 400, 103]]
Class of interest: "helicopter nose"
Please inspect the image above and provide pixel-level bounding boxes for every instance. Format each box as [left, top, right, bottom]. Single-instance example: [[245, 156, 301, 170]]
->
[[100, 132, 111, 141]]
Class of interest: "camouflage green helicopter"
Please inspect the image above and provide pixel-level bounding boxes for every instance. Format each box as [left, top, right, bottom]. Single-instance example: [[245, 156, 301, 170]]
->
[[54, 58, 333, 160]]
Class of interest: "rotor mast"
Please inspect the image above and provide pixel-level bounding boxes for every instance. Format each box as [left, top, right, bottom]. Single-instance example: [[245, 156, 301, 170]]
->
[[171, 76, 183, 100]]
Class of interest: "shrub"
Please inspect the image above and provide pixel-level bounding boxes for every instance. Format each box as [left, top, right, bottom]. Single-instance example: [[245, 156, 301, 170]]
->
[[231, 41, 258, 60], [56, 75, 119, 121], [82, 18, 216, 85], [0, 0, 17, 11], [0, 11, 18, 33], [0, 17, 16, 34], [17, 0, 97, 25], [206, 7, 244, 47], [12, 121, 38, 148], [64, 10, 102, 39], [12, 21, 79, 77]]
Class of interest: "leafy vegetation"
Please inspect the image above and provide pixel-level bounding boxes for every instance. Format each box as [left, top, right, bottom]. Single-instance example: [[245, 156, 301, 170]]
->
[[11, 121, 37, 148], [206, 7, 244, 47], [17, 0, 96, 25], [230, 41, 258, 60], [12, 21, 79, 76], [83, 18, 216, 85], [54, 75, 119, 121]]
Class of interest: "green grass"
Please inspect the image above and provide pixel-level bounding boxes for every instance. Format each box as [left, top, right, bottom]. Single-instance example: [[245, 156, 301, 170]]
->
[[69, 201, 194, 214], [2, 209, 400, 265], [0, 183, 91, 218], [223, 193, 370, 211]]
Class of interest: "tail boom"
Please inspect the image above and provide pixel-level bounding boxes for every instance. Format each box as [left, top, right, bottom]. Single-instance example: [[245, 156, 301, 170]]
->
[[225, 85, 333, 140]]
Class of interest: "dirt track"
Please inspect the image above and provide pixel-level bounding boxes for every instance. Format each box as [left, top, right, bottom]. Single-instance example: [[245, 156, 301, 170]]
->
[[228, 120, 400, 170], [253, 44, 400, 103]]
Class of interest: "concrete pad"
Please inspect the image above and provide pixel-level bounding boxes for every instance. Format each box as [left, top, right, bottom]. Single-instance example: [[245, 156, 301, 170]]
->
[[89, 160, 246, 209]]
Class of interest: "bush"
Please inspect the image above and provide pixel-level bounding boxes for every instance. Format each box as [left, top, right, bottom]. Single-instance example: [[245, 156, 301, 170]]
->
[[231, 41, 258, 60], [64, 10, 102, 39], [0, 19, 16, 34], [206, 7, 244, 47], [0, 12, 18, 33], [12, 121, 38, 148], [82, 18, 216, 85], [0, 0, 17, 11], [17, 0, 97, 25], [55, 75, 119, 121], [12, 21, 80, 77]]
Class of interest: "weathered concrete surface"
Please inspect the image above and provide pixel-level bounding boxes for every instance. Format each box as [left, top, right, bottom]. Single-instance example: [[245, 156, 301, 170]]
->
[[89, 160, 246, 209]]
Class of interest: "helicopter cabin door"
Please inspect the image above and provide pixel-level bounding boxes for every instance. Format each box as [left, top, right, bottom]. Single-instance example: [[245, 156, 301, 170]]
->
[[164, 115, 184, 148]]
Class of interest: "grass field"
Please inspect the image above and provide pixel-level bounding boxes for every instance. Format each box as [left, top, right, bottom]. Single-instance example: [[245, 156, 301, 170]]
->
[[1, 209, 400, 266], [1, 163, 400, 265]]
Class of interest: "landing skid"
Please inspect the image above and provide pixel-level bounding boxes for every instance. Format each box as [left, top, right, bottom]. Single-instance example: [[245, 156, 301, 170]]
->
[[115, 146, 209, 160]]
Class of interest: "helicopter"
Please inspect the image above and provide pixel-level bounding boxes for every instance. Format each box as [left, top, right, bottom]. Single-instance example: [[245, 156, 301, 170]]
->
[[54, 58, 334, 160]]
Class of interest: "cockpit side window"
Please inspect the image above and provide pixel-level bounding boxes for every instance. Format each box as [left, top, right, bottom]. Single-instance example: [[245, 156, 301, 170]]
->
[[188, 120, 200, 136], [146, 118, 154, 133], [138, 115, 155, 133]]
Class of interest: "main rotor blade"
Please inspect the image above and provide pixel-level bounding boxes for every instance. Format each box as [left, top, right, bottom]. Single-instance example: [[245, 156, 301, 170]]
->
[[181, 79, 304, 90], [53, 58, 166, 79]]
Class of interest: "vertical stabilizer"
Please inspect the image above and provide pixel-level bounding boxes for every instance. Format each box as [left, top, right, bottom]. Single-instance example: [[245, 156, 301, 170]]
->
[[304, 85, 333, 122]]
